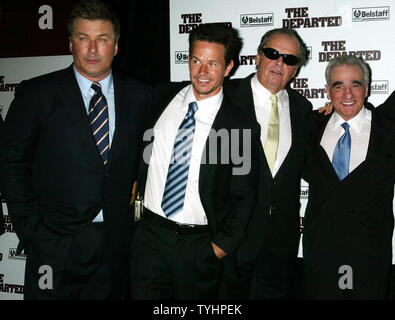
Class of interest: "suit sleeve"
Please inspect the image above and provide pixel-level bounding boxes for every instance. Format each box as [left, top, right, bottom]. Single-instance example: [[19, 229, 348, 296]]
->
[[212, 125, 260, 255], [0, 80, 42, 251]]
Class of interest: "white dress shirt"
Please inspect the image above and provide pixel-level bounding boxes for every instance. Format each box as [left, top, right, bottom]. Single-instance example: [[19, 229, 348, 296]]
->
[[251, 74, 292, 177], [144, 84, 223, 225], [320, 107, 371, 173], [73, 66, 116, 222]]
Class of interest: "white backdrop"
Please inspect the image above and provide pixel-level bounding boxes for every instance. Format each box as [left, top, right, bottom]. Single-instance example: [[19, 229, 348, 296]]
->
[[169, 0, 395, 259]]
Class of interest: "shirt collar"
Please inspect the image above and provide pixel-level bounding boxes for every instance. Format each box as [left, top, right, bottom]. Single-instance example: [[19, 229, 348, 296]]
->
[[184, 84, 223, 111], [73, 65, 113, 98], [251, 73, 287, 106], [332, 106, 370, 134]]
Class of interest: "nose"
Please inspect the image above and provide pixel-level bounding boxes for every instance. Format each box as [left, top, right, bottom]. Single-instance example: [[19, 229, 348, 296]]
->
[[275, 56, 284, 65], [88, 40, 98, 53], [198, 63, 208, 74], [344, 86, 353, 97]]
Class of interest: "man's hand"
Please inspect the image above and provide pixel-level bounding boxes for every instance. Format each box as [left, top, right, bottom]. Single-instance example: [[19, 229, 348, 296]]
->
[[318, 101, 333, 115], [211, 242, 227, 260]]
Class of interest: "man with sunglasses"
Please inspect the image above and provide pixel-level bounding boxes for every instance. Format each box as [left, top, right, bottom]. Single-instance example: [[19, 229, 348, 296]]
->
[[223, 28, 312, 299]]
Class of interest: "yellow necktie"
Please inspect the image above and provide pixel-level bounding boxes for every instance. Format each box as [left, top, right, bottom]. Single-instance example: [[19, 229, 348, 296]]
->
[[264, 94, 279, 173]]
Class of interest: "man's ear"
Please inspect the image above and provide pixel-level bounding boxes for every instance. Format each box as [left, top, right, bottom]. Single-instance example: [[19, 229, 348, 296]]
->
[[224, 60, 234, 77], [325, 84, 331, 100]]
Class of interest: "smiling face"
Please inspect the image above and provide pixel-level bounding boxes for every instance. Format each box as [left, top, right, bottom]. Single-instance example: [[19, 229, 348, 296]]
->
[[326, 64, 368, 121], [255, 33, 299, 94], [188, 40, 234, 101], [69, 18, 118, 82]]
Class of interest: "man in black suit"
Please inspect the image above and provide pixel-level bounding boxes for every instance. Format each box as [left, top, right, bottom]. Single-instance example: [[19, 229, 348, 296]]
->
[[0, 0, 152, 299], [129, 23, 259, 300], [222, 28, 312, 299], [302, 54, 394, 299]]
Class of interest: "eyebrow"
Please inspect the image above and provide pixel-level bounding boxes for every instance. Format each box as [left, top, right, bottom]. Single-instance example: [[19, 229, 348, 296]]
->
[[331, 80, 363, 87], [331, 81, 343, 87], [76, 32, 111, 37]]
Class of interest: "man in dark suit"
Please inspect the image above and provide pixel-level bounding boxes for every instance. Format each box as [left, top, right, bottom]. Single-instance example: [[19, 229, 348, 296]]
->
[[302, 54, 394, 299], [129, 23, 259, 300], [0, 0, 152, 299], [222, 28, 312, 299]]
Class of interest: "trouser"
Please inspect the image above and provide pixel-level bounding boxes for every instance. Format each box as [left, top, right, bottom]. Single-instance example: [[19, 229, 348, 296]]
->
[[24, 222, 112, 300], [221, 248, 297, 300], [130, 209, 223, 300]]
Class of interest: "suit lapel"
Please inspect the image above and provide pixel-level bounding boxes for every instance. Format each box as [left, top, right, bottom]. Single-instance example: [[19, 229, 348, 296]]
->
[[274, 89, 300, 178], [107, 72, 123, 168], [197, 95, 228, 197], [61, 66, 104, 168], [309, 112, 341, 184], [345, 110, 388, 179], [139, 82, 189, 196]]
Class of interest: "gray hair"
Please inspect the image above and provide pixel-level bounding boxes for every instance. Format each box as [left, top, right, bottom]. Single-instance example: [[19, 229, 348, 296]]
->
[[325, 55, 370, 87]]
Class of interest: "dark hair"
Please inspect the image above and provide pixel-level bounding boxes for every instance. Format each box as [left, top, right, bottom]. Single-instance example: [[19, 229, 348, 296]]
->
[[67, 0, 120, 40], [189, 23, 242, 66], [257, 28, 308, 67]]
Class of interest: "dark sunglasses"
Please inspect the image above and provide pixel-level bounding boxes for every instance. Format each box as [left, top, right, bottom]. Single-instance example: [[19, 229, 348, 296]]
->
[[262, 47, 299, 66]]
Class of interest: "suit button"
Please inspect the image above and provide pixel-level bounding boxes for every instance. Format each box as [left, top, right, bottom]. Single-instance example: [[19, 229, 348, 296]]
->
[[322, 201, 328, 208], [104, 173, 110, 177]]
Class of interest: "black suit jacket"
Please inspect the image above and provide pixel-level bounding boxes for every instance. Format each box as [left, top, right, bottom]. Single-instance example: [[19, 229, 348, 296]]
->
[[137, 81, 259, 256], [377, 90, 395, 121], [302, 108, 395, 299], [0, 65, 152, 295], [224, 74, 312, 264]]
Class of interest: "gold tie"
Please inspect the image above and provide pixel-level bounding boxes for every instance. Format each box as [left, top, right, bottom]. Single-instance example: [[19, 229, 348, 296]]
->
[[264, 94, 279, 173]]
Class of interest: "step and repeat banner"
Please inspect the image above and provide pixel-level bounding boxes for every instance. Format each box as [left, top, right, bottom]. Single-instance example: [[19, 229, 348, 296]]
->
[[169, 0, 395, 258]]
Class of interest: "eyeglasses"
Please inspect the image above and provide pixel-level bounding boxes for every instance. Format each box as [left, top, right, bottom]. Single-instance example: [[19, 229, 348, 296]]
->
[[262, 47, 299, 66]]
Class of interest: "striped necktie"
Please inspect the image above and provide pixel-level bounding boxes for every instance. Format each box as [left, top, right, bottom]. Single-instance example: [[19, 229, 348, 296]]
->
[[332, 122, 351, 181], [264, 94, 279, 173], [161, 101, 198, 218], [89, 82, 110, 165]]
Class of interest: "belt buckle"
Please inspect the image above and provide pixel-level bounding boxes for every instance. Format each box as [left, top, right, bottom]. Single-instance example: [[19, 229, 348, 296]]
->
[[174, 222, 194, 234]]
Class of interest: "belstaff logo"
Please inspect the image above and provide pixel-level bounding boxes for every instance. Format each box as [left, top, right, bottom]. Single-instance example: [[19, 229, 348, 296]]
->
[[352, 7, 390, 22], [370, 80, 389, 94], [240, 13, 274, 27], [175, 51, 189, 64]]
